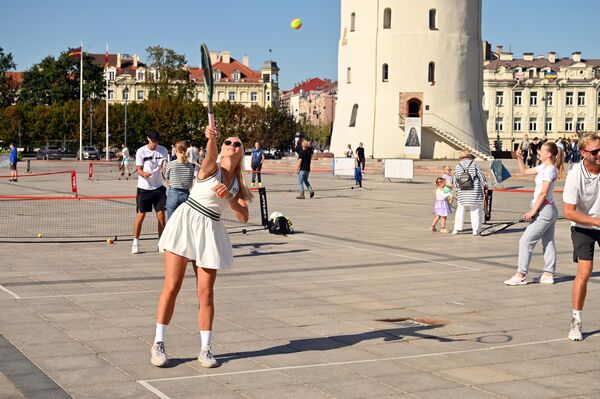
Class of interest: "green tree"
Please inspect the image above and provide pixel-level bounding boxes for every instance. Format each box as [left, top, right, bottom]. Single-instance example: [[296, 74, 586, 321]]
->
[[145, 46, 194, 101], [0, 47, 17, 108], [19, 49, 105, 105]]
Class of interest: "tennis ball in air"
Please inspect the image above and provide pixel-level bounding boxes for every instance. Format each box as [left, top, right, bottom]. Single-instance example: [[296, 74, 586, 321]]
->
[[290, 18, 302, 30], [107, 239, 114, 244], [37, 233, 43, 238]]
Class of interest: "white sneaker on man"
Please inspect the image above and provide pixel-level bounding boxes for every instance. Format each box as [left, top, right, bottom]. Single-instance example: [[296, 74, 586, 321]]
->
[[198, 346, 219, 368], [568, 318, 583, 341], [131, 244, 139, 254], [150, 341, 169, 367]]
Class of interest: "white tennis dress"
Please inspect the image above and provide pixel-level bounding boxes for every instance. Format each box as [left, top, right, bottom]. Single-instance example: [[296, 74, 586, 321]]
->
[[158, 167, 239, 269]]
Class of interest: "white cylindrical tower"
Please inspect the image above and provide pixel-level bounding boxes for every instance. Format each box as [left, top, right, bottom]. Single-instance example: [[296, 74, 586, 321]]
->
[[331, 0, 489, 159]]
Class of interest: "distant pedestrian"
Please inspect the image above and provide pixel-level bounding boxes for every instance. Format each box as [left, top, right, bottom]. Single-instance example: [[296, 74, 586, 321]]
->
[[355, 142, 366, 172], [170, 144, 177, 161], [9, 143, 18, 182], [563, 133, 600, 341], [132, 131, 169, 254], [250, 141, 265, 187], [431, 177, 452, 233], [296, 140, 314, 199], [165, 141, 195, 219], [452, 150, 487, 235], [519, 134, 530, 164], [118, 143, 131, 177], [345, 143, 353, 158]]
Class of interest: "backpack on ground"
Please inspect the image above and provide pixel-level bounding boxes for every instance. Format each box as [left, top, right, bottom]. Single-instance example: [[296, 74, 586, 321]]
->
[[268, 212, 294, 235], [457, 160, 475, 190]]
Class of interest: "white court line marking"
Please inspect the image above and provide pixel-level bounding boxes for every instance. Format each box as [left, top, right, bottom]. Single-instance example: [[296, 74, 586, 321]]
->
[[138, 380, 172, 399], [137, 336, 568, 395], [14, 269, 470, 300], [295, 235, 480, 271], [0, 283, 21, 299]]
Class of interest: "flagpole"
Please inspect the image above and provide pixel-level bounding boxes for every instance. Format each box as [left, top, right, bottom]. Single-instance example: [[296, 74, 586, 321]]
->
[[79, 41, 83, 161], [105, 44, 109, 161]]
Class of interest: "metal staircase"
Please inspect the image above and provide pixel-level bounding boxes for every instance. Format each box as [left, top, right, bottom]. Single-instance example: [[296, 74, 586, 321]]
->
[[422, 112, 494, 161]]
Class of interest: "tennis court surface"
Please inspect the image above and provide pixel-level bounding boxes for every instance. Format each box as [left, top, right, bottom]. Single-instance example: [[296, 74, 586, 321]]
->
[[2, 160, 600, 398]]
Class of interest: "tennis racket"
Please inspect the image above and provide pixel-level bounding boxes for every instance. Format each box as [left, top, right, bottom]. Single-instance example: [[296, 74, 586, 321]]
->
[[479, 219, 526, 237], [200, 43, 215, 130]]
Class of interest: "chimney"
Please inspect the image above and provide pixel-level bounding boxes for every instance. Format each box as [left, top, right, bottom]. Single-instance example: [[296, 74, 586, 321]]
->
[[133, 53, 138, 68], [495, 45, 504, 54], [242, 54, 249, 67], [221, 51, 231, 63], [572, 51, 581, 63], [116, 53, 122, 69], [209, 51, 219, 65], [548, 51, 556, 63], [499, 52, 513, 61], [523, 52, 534, 61]]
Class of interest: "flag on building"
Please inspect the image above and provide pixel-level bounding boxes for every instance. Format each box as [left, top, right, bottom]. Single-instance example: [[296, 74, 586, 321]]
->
[[68, 47, 82, 59], [105, 47, 109, 68], [545, 71, 558, 79]]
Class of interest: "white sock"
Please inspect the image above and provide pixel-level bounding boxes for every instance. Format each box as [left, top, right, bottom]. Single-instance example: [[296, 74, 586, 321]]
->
[[573, 310, 581, 322], [155, 323, 167, 343], [133, 238, 139, 246], [200, 330, 212, 349]]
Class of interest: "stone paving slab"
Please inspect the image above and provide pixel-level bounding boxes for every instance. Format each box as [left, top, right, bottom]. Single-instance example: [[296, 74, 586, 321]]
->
[[2, 161, 600, 397]]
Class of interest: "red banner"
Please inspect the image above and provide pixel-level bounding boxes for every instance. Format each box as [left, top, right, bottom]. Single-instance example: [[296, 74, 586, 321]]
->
[[88, 162, 93, 180], [71, 170, 78, 194]]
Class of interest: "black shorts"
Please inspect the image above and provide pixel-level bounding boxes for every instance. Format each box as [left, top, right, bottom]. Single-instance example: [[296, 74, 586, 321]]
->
[[136, 186, 167, 213], [9, 162, 17, 171], [571, 226, 600, 262]]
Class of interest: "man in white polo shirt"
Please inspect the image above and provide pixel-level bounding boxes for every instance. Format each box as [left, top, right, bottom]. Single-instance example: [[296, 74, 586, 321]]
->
[[563, 133, 600, 340], [132, 131, 169, 254]]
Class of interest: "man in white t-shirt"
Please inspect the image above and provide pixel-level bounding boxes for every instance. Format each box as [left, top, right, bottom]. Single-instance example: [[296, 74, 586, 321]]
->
[[563, 133, 600, 341], [132, 131, 169, 254]]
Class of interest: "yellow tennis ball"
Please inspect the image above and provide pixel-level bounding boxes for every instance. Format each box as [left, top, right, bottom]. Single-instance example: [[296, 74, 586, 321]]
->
[[290, 18, 302, 30], [107, 239, 114, 244], [37, 233, 43, 238]]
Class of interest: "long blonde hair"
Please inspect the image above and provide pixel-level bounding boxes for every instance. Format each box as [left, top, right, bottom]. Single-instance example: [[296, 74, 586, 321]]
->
[[544, 142, 565, 180], [175, 140, 188, 163], [227, 138, 253, 202]]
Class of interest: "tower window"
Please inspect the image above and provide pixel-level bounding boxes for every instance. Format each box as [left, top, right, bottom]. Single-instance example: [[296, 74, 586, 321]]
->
[[382, 64, 389, 82], [349, 104, 358, 127], [383, 8, 391, 29], [350, 12, 356, 32], [347, 67, 351, 84], [429, 9, 437, 30], [428, 62, 435, 85]]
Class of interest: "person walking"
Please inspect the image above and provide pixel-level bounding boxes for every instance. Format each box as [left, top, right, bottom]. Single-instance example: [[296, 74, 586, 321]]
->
[[119, 143, 131, 177], [345, 143, 353, 158], [132, 131, 169, 254], [504, 142, 564, 285], [355, 142, 366, 173], [8, 143, 18, 182], [250, 141, 265, 187], [452, 150, 487, 235], [151, 126, 253, 368], [563, 133, 600, 341], [165, 141, 195, 220], [519, 134, 530, 164], [431, 177, 452, 233], [296, 140, 314, 199]]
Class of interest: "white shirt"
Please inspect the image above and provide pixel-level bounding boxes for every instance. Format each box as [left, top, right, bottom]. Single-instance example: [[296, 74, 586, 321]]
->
[[186, 146, 199, 164], [563, 161, 600, 230], [136, 144, 168, 190], [532, 164, 557, 206]]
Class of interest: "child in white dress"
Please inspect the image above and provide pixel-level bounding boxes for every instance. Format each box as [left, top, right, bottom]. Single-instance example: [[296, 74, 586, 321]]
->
[[432, 177, 452, 233]]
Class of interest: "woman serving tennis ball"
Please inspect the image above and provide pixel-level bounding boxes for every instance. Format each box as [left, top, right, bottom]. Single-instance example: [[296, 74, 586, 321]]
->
[[504, 141, 564, 286]]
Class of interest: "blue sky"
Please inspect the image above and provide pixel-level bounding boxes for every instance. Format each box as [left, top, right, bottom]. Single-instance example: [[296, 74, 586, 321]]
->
[[2, 0, 599, 90]]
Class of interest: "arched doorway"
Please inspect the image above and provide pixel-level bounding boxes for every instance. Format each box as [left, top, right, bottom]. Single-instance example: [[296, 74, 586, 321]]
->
[[407, 98, 422, 117]]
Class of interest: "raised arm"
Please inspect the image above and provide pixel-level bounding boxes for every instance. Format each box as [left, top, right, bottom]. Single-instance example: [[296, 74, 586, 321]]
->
[[516, 148, 537, 176], [198, 126, 219, 179]]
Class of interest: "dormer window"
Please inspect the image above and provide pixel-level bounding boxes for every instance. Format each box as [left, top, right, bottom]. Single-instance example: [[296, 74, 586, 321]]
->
[[213, 71, 221, 82], [233, 71, 240, 82], [136, 71, 145, 81], [108, 70, 115, 80]]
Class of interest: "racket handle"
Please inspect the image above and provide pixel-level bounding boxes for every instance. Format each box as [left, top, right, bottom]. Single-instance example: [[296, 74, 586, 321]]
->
[[208, 113, 215, 130]]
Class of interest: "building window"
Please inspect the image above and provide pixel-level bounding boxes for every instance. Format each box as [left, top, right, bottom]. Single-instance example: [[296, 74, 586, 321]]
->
[[233, 72, 240, 82], [495, 118, 503, 131], [148, 71, 155, 81], [514, 117, 522, 132], [137, 90, 144, 100], [566, 92, 573, 106], [429, 9, 437, 30], [578, 92, 586, 106], [383, 8, 391, 29], [122, 90, 128, 101], [347, 67, 351, 84], [228, 92, 236, 101], [528, 69, 535, 78], [251, 92, 257, 102], [545, 92, 553, 106], [214, 71, 221, 82], [565, 118, 573, 131], [262, 74, 270, 83], [546, 118, 553, 132], [597, 91, 600, 106], [108, 90, 114, 100], [530, 92, 537, 106], [349, 104, 358, 127], [529, 120, 537, 131], [266, 92, 270, 101], [514, 91, 522, 106], [597, 118, 600, 131], [496, 91, 504, 107], [577, 118, 585, 132], [108, 71, 115, 80], [382, 64, 389, 82], [350, 12, 355, 32], [136, 71, 144, 81], [428, 62, 435, 85]]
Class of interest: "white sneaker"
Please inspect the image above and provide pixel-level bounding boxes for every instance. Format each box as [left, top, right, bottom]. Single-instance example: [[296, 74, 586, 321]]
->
[[131, 244, 139, 254], [533, 274, 554, 284], [568, 318, 583, 341], [504, 274, 527, 286], [452, 230, 459, 235], [198, 346, 219, 368], [150, 341, 169, 367]]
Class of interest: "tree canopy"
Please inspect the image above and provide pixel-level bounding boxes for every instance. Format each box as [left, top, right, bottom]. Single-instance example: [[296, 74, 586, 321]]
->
[[0, 47, 17, 108], [144, 45, 194, 101]]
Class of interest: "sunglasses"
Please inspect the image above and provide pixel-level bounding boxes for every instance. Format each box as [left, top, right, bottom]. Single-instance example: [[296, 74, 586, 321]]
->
[[224, 140, 242, 148], [585, 148, 600, 156]]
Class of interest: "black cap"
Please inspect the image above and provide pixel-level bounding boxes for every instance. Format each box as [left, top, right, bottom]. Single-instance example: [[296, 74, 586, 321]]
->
[[147, 131, 160, 141]]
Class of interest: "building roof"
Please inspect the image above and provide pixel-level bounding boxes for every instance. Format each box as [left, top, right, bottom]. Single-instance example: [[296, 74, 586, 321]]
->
[[5, 72, 24, 88], [189, 57, 262, 83], [288, 78, 336, 95], [484, 57, 600, 71]]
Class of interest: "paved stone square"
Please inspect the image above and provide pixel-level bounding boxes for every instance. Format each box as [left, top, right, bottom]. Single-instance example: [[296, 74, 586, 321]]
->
[[1, 160, 599, 398]]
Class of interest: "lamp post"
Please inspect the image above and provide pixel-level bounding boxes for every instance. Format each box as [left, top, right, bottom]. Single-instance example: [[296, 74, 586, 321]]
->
[[123, 85, 129, 147]]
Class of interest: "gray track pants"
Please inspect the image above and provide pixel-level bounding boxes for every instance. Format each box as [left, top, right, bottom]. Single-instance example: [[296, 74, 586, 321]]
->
[[517, 203, 558, 275]]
